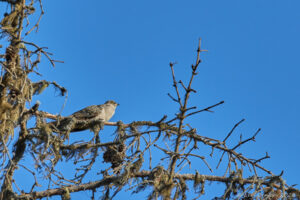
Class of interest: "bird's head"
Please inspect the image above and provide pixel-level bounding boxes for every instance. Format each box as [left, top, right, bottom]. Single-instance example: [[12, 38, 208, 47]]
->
[[105, 100, 119, 107]]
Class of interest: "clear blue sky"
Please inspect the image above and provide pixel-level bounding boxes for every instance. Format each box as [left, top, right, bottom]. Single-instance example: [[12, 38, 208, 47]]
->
[[2, 0, 300, 199]]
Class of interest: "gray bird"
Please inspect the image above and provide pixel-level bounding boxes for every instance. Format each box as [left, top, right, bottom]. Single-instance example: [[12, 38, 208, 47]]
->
[[71, 100, 119, 121], [51, 100, 119, 133]]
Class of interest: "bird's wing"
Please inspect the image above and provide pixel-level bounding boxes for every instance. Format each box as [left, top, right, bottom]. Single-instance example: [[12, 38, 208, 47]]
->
[[71, 105, 104, 120]]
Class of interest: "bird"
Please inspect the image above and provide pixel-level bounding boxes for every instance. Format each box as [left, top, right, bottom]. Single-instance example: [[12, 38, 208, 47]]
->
[[50, 100, 119, 133], [71, 100, 119, 122]]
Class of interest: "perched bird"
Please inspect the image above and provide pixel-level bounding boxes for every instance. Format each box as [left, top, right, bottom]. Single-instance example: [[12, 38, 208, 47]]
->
[[71, 100, 119, 122], [50, 100, 119, 133]]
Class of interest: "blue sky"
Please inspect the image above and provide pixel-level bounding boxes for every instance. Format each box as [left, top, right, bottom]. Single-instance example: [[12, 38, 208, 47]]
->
[[1, 0, 300, 199]]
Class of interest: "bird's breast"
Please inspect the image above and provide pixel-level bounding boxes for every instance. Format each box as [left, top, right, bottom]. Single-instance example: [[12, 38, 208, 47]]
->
[[104, 106, 116, 121]]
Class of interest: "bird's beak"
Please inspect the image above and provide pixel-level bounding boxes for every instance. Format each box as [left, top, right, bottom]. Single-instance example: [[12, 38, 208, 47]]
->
[[117, 103, 120, 106]]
